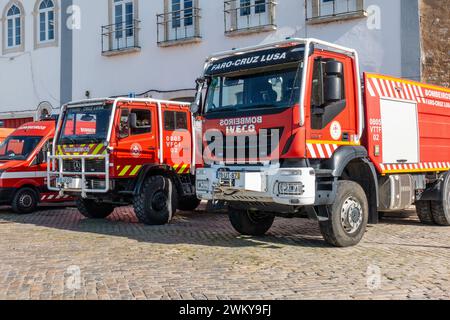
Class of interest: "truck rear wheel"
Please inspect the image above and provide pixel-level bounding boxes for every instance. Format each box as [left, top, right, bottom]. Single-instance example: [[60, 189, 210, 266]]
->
[[76, 198, 115, 219], [134, 175, 177, 225], [430, 173, 450, 226], [319, 181, 368, 247], [11, 187, 38, 214], [177, 196, 201, 212], [415, 200, 434, 225], [229, 208, 275, 236]]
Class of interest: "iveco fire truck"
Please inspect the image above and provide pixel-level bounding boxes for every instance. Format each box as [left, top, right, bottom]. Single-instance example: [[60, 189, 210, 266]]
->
[[191, 38, 450, 247], [0, 120, 71, 213], [48, 98, 199, 225]]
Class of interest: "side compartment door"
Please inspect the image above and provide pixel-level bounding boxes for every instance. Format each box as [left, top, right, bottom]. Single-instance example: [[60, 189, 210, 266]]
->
[[114, 106, 158, 178], [162, 108, 192, 174]]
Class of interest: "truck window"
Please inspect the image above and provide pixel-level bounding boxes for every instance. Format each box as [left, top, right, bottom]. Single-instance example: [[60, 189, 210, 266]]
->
[[310, 58, 346, 130], [164, 111, 188, 131], [130, 109, 152, 135], [119, 109, 130, 139], [0, 136, 42, 160]]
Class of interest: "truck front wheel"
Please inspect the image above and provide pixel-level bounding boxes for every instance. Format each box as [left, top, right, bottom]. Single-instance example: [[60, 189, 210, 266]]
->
[[430, 172, 450, 226], [76, 198, 115, 219], [319, 181, 368, 247], [11, 187, 38, 214], [229, 208, 275, 236], [134, 175, 177, 225]]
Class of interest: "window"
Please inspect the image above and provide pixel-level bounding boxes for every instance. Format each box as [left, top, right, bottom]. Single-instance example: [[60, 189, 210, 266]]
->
[[114, 0, 134, 39], [6, 5, 21, 48], [307, 0, 366, 24], [164, 111, 188, 131], [310, 58, 346, 130], [240, 0, 251, 16], [157, 0, 201, 46], [171, 0, 193, 28], [130, 109, 151, 135], [38, 0, 55, 42], [119, 109, 130, 138], [102, 0, 139, 54], [255, 0, 266, 13], [0, 136, 43, 160], [224, 0, 276, 35]]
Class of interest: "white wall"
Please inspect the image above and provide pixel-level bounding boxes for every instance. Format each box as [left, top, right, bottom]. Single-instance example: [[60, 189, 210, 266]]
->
[[72, 0, 403, 101], [0, 0, 406, 117], [0, 0, 61, 119]]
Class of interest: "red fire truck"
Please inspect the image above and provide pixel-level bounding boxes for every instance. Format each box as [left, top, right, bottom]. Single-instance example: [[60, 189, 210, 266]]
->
[[0, 120, 71, 213], [47, 98, 200, 225], [191, 38, 450, 247]]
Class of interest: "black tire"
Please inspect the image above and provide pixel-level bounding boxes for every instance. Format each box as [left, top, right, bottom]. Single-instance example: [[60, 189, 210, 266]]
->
[[76, 198, 115, 219], [133, 175, 178, 225], [11, 187, 38, 214], [178, 196, 201, 212], [319, 181, 369, 247], [430, 172, 450, 226], [415, 200, 434, 225], [229, 208, 274, 236]]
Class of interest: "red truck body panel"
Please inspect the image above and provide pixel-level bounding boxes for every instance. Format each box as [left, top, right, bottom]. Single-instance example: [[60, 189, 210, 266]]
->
[[363, 73, 450, 174]]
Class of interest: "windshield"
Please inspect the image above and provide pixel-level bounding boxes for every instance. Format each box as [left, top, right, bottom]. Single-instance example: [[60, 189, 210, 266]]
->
[[59, 104, 113, 145], [0, 136, 42, 160], [205, 65, 302, 114]]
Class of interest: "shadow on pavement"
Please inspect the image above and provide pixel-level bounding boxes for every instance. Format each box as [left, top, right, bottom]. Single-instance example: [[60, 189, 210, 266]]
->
[[0, 204, 332, 249], [0, 205, 428, 249]]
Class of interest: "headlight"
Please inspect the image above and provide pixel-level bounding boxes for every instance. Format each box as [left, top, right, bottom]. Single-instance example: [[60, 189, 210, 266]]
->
[[196, 179, 209, 192], [277, 182, 304, 196]]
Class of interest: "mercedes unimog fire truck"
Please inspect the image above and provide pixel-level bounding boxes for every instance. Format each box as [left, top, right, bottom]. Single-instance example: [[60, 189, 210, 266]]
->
[[47, 98, 200, 225], [191, 38, 450, 247]]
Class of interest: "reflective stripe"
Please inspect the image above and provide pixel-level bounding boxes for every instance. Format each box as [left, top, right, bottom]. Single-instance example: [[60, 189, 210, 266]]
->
[[0, 172, 47, 179], [130, 165, 142, 176], [178, 164, 188, 174], [119, 165, 132, 176]]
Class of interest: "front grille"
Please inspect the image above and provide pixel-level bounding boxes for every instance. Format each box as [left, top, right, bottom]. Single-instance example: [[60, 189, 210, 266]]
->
[[63, 159, 106, 173], [206, 127, 283, 164]]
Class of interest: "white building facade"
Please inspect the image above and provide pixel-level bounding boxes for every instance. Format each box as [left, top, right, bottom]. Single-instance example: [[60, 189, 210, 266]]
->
[[0, 0, 422, 127]]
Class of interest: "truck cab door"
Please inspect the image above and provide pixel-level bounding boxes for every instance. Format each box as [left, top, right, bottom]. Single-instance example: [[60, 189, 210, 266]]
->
[[114, 106, 158, 178], [162, 108, 192, 174], [306, 54, 359, 158]]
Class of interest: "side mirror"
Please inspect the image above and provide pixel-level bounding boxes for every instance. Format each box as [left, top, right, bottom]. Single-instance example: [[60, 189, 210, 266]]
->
[[324, 61, 344, 103], [190, 77, 207, 115]]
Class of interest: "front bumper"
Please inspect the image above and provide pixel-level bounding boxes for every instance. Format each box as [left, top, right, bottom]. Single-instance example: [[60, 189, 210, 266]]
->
[[196, 166, 316, 206]]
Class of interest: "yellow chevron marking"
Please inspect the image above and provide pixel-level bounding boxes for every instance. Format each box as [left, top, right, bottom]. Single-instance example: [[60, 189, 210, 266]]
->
[[92, 144, 104, 155], [130, 165, 142, 176], [173, 164, 180, 170], [119, 165, 132, 176], [178, 164, 188, 174], [117, 166, 121, 171]]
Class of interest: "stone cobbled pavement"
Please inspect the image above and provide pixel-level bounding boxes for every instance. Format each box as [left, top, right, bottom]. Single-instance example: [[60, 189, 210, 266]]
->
[[0, 204, 449, 300]]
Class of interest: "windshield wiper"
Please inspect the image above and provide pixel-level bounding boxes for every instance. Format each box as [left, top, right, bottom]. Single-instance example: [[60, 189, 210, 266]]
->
[[61, 137, 76, 145], [207, 106, 237, 113]]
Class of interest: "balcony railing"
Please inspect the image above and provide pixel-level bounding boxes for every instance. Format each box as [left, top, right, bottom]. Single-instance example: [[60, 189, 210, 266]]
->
[[224, 0, 277, 35], [306, 0, 367, 24], [102, 19, 141, 55], [157, 7, 201, 47]]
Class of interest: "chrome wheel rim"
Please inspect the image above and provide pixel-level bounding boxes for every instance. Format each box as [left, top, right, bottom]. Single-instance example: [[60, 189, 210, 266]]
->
[[340, 197, 363, 234]]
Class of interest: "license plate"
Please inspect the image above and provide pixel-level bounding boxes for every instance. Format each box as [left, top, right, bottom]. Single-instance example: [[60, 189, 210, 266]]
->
[[57, 177, 73, 185], [217, 171, 240, 181]]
